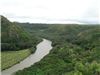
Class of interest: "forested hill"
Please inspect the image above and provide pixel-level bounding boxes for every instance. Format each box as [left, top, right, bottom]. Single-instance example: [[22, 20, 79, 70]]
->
[[15, 23, 100, 75], [1, 16, 36, 51]]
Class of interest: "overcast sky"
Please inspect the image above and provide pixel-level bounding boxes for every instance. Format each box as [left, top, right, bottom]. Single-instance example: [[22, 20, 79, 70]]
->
[[0, 0, 99, 24]]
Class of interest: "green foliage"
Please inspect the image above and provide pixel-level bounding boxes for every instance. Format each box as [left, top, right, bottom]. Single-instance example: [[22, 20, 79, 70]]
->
[[1, 16, 39, 51], [14, 23, 100, 75]]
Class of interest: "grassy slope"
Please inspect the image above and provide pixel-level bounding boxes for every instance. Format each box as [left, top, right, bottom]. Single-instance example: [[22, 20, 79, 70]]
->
[[1, 49, 31, 70]]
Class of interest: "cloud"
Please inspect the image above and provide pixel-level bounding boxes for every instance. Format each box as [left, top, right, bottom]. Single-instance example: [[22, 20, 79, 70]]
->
[[0, 0, 99, 24]]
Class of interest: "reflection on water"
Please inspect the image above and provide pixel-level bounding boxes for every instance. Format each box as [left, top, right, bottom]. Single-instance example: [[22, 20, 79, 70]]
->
[[2, 39, 52, 75]]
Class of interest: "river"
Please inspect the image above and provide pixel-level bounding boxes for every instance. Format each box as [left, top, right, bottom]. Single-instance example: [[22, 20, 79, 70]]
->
[[2, 39, 52, 75]]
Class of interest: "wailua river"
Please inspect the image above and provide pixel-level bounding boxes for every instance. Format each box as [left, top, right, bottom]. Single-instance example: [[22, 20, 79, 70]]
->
[[2, 39, 52, 75]]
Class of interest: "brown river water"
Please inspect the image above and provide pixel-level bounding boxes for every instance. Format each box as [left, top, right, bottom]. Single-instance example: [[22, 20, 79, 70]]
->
[[1, 39, 52, 75]]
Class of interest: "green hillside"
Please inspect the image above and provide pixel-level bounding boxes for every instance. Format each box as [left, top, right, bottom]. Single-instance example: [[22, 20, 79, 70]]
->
[[75, 28, 100, 50], [1, 16, 41, 70], [15, 24, 100, 75], [1, 16, 36, 51]]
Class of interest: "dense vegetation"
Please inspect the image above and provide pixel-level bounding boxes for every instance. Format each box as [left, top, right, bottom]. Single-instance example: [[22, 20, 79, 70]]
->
[[15, 24, 100, 75], [1, 16, 41, 70], [1, 16, 39, 51], [1, 49, 31, 70], [1, 15, 100, 75]]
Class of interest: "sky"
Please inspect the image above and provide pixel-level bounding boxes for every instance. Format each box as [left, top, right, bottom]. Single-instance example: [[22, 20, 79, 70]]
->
[[0, 0, 99, 24]]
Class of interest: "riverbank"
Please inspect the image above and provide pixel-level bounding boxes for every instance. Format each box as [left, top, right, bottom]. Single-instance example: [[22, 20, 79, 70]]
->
[[1, 38, 42, 71], [1, 49, 31, 70], [2, 39, 52, 75]]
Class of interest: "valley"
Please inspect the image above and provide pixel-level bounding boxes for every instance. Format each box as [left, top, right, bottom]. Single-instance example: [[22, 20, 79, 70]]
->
[[1, 16, 100, 75]]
